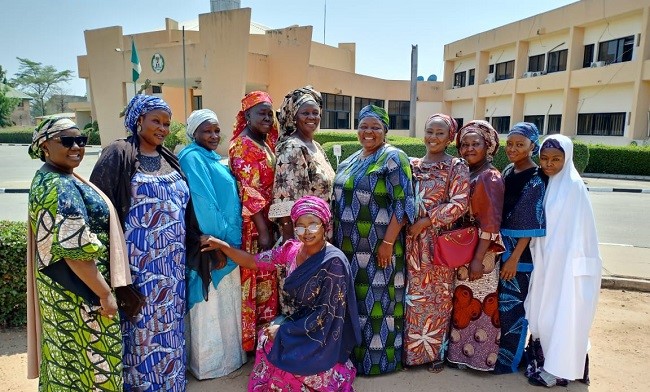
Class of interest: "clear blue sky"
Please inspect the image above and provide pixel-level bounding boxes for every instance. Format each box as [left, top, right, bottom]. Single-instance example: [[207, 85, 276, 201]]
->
[[1, 0, 577, 96]]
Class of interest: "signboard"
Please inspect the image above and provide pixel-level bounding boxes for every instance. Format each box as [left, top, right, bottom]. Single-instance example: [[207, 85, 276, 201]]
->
[[151, 53, 165, 73]]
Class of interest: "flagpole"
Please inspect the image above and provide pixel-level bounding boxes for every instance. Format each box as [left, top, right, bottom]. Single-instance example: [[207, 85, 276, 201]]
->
[[182, 26, 188, 122]]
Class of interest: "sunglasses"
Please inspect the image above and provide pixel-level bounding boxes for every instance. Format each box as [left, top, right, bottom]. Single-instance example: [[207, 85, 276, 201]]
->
[[53, 136, 88, 148], [293, 223, 323, 236]]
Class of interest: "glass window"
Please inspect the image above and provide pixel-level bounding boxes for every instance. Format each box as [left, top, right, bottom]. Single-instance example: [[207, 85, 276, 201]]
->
[[583, 44, 595, 68], [547, 49, 568, 73], [192, 95, 203, 111], [489, 64, 494, 74], [354, 97, 385, 128], [321, 93, 351, 129], [577, 112, 626, 136], [453, 71, 466, 87], [528, 54, 545, 72], [547, 115, 562, 134], [387, 100, 410, 130], [598, 35, 634, 64], [491, 116, 511, 134], [468, 69, 475, 86], [523, 115, 545, 134], [495, 60, 515, 81]]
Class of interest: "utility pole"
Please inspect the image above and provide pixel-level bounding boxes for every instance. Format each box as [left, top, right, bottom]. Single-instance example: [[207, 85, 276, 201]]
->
[[409, 44, 418, 137]]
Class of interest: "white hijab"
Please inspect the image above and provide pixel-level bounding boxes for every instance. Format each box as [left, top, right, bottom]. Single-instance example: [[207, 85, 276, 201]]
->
[[186, 109, 219, 141]]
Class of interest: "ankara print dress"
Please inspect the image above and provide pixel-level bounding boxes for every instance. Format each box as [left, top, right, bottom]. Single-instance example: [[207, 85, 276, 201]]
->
[[121, 159, 189, 391], [403, 158, 469, 367], [332, 144, 415, 375], [494, 164, 546, 374], [28, 169, 123, 391]]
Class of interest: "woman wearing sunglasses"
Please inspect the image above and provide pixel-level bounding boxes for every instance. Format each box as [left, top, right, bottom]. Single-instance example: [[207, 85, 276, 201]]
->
[[201, 196, 361, 391], [26, 117, 130, 389]]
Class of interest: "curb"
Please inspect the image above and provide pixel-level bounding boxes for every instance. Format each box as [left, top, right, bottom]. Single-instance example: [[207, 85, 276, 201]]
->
[[588, 187, 650, 193], [601, 277, 650, 292]]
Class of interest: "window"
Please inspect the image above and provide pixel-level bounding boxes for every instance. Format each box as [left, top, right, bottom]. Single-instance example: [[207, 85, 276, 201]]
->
[[151, 85, 162, 94], [528, 54, 545, 72], [387, 100, 410, 130], [577, 112, 626, 136], [453, 71, 466, 88], [547, 115, 562, 134], [583, 44, 595, 68], [468, 69, 475, 86], [547, 49, 568, 73], [495, 60, 515, 81], [454, 118, 464, 129], [598, 35, 634, 64], [321, 93, 351, 129], [491, 116, 510, 134], [354, 97, 385, 128], [192, 95, 203, 110], [489, 64, 495, 74], [523, 115, 544, 134]]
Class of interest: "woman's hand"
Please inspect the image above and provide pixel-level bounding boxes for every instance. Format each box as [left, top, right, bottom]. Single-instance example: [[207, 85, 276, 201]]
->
[[99, 293, 118, 319], [201, 235, 227, 252], [407, 217, 430, 237], [264, 324, 280, 341], [499, 256, 518, 280], [377, 241, 394, 269], [468, 257, 484, 281]]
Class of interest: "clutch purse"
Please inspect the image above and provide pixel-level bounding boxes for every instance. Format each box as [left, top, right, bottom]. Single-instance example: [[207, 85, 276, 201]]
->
[[40, 260, 100, 306], [114, 284, 146, 321]]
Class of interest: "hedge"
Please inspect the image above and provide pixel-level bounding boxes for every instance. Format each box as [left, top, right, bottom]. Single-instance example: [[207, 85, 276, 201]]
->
[[584, 144, 650, 176], [0, 220, 27, 328], [163, 121, 189, 151], [0, 131, 32, 144]]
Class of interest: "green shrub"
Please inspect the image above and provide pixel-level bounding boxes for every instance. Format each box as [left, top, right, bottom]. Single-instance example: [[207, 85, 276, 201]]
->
[[0, 220, 27, 328], [0, 125, 33, 144], [585, 144, 650, 176], [163, 121, 188, 151], [83, 121, 101, 145]]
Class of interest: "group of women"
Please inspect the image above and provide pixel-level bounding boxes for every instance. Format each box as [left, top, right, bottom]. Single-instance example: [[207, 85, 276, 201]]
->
[[26, 85, 601, 391]]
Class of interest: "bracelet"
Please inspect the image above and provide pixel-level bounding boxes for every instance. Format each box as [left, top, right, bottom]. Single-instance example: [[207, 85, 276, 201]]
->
[[382, 239, 394, 246]]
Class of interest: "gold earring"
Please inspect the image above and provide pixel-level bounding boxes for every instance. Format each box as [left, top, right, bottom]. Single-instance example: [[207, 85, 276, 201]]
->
[[137, 123, 142, 134], [44, 151, 49, 157]]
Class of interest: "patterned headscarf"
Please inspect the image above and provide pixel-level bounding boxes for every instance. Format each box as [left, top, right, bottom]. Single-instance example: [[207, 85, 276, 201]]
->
[[231, 91, 278, 149], [277, 86, 322, 139], [186, 109, 219, 141], [541, 137, 564, 153], [456, 120, 500, 160], [28, 117, 79, 160], [425, 113, 458, 140], [358, 105, 390, 131], [290, 195, 332, 225], [123, 94, 171, 134], [509, 122, 541, 155]]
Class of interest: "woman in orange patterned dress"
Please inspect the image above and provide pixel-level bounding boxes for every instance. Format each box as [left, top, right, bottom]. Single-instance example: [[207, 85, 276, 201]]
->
[[229, 91, 280, 351]]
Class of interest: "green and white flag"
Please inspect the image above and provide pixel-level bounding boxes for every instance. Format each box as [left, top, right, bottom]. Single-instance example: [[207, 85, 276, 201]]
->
[[131, 39, 141, 83]]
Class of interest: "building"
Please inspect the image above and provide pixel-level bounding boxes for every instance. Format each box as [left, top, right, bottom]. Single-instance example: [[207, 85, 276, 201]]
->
[[1, 83, 32, 126], [442, 0, 650, 145], [77, 5, 442, 150]]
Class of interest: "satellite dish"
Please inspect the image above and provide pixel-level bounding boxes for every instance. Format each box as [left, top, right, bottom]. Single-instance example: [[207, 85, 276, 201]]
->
[[427, 74, 438, 81], [417, 76, 424, 81]]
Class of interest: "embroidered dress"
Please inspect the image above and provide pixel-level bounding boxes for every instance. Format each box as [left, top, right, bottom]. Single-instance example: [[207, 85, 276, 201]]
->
[[448, 166, 504, 371], [269, 136, 335, 218], [494, 164, 546, 374], [248, 241, 360, 391], [229, 134, 279, 351], [332, 144, 415, 375], [28, 170, 123, 391], [404, 158, 470, 367], [121, 159, 190, 391], [178, 141, 247, 380]]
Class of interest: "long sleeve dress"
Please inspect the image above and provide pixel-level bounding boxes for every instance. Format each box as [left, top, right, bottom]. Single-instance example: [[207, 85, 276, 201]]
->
[[404, 157, 470, 367]]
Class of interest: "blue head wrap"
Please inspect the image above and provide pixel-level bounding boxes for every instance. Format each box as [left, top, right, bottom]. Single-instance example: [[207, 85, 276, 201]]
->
[[358, 104, 390, 131], [123, 94, 172, 134], [509, 122, 541, 155]]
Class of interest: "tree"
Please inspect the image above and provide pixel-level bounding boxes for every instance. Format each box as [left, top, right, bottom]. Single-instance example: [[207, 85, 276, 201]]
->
[[10, 57, 73, 117], [0, 85, 20, 127], [0, 65, 8, 85]]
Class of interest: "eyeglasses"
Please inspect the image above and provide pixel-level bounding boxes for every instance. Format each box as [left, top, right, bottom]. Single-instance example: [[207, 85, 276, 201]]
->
[[293, 223, 323, 236], [53, 136, 88, 148]]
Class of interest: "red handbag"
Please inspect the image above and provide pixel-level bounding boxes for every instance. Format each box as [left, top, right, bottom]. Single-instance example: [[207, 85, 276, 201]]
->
[[431, 162, 479, 268]]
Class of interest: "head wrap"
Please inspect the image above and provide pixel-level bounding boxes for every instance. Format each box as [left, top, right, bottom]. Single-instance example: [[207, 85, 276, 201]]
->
[[277, 86, 322, 139], [509, 122, 541, 155], [456, 120, 500, 160], [231, 90, 278, 149], [28, 117, 79, 160], [541, 137, 564, 153], [425, 113, 458, 140], [358, 105, 390, 131], [186, 109, 219, 141], [290, 195, 332, 225], [123, 94, 172, 134]]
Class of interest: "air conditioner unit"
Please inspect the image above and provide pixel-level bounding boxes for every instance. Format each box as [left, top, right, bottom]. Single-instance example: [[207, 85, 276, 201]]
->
[[522, 72, 533, 78], [452, 84, 462, 89], [484, 73, 495, 84], [590, 61, 606, 68], [531, 71, 543, 77]]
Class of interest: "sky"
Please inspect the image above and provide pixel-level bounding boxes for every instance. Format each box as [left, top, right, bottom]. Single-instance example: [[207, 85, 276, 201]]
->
[[1, 0, 577, 96]]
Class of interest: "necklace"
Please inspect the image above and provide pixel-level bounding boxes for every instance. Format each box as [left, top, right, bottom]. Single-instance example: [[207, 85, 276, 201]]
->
[[138, 153, 162, 172]]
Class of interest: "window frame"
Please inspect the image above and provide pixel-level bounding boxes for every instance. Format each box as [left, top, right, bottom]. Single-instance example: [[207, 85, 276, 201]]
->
[[547, 49, 568, 73], [453, 71, 467, 87], [491, 116, 511, 134], [597, 35, 634, 65], [354, 97, 385, 128], [583, 44, 595, 68], [577, 112, 626, 136], [468, 69, 475, 86], [495, 60, 515, 81], [387, 100, 410, 130], [528, 54, 545, 73], [321, 93, 352, 130]]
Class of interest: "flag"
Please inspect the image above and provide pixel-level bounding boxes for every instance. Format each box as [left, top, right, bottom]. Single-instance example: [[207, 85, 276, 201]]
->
[[131, 39, 141, 83]]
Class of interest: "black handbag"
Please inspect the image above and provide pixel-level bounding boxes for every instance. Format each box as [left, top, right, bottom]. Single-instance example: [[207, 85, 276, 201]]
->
[[40, 260, 100, 306], [114, 284, 146, 321]]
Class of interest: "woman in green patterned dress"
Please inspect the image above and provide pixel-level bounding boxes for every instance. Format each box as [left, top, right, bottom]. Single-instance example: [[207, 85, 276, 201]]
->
[[26, 117, 124, 390]]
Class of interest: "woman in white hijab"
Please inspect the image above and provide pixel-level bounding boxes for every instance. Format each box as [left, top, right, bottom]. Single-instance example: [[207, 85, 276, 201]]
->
[[524, 134, 601, 387]]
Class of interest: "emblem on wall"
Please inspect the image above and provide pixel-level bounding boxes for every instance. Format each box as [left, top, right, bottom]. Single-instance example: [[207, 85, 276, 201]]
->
[[151, 53, 165, 73]]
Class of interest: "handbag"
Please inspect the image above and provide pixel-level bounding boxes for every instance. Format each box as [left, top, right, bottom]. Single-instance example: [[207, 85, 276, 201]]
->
[[432, 162, 479, 268], [114, 284, 146, 321]]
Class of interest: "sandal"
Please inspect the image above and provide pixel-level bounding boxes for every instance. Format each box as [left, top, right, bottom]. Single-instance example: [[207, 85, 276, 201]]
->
[[427, 362, 444, 373]]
